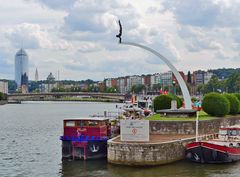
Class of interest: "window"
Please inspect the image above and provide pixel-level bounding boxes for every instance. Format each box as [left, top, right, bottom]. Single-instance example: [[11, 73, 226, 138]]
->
[[88, 121, 98, 126], [76, 121, 87, 127], [231, 130, 237, 136], [219, 130, 227, 135], [66, 121, 75, 127]]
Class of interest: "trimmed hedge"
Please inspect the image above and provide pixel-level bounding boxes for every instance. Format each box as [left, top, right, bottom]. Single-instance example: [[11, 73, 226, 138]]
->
[[168, 93, 183, 108], [153, 94, 182, 112], [234, 93, 240, 102], [202, 92, 230, 117], [223, 94, 240, 115], [234, 93, 240, 113], [153, 94, 172, 112]]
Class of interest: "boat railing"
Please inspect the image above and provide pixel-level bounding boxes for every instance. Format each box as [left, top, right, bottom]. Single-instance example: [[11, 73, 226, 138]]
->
[[197, 133, 218, 141], [60, 135, 108, 142]]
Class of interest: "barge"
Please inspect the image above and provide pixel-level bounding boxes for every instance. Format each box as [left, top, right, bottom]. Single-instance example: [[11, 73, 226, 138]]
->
[[60, 117, 113, 160], [186, 125, 240, 163]]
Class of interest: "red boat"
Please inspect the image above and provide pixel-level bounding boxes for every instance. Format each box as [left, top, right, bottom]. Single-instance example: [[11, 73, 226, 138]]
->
[[186, 125, 240, 163], [60, 117, 113, 160]]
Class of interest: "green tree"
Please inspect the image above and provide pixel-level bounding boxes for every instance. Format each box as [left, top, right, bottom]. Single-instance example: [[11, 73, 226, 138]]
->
[[131, 84, 146, 94], [187, 71, 192, 84], [0, 92, 3, 100], [225, 72, 240, 93]]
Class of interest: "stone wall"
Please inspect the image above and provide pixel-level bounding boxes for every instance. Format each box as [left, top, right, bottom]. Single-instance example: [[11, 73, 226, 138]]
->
[[108, 135, 214, 166], [150, 116, 240, 135]]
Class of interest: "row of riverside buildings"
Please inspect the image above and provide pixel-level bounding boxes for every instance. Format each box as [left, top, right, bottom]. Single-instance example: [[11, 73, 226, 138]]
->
[[0, 70, 213, 95], [103, 70, 213, 95]]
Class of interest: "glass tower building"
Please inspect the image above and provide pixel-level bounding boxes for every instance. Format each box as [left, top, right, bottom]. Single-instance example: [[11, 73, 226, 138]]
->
[[15, 48, 29, 89]]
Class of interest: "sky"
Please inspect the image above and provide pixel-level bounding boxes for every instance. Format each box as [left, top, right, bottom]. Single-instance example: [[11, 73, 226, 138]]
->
[[0, 0, 240, 81]]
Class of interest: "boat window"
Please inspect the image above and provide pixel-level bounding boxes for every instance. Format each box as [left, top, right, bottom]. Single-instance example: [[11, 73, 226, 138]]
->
[[66, 121, 75, 127], [219, 130, 227, 135], [231, 130, 237, 136], [88, 121, 98, 126], [76, 121, 87, 127]]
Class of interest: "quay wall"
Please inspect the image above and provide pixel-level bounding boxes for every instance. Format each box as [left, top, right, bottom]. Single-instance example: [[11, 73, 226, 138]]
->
[[108, 134, 215, 166], [150, 116, 240, 135]]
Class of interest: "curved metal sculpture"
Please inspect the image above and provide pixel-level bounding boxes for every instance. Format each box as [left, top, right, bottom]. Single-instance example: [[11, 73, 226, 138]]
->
[[121, 41, 192, 109], [115, 20, 192, 109]]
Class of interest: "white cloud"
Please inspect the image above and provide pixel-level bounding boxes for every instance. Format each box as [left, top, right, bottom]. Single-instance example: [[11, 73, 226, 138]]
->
[[0, 0, 240, 81], [4, 23, 72, 50]]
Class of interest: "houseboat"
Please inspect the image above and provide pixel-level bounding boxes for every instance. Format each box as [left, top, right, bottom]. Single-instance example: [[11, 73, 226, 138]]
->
[[60, 117, 112, 160], [186, 125, 240, 163]]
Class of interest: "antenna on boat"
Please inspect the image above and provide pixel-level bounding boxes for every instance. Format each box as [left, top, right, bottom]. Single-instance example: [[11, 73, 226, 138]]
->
[[196, 111, 199, 142]]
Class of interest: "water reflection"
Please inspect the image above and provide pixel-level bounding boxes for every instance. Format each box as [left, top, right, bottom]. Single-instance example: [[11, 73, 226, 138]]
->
[[60, 159, 108, 177], [60, 159, 240, 177]]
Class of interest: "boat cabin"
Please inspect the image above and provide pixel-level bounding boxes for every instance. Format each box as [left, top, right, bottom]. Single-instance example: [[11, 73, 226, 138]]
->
[[63, 117, 110, 139], [219, 126, 240, 140]]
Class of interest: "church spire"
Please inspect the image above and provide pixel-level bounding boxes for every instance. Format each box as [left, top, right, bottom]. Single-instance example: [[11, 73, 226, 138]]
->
[[35, 68, 39, 81]]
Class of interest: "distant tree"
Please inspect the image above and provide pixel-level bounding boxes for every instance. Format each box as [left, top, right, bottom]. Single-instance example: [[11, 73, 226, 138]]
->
[[187, 71, 192, 84], [204, 75, 224, 93], [8, 80, 17, 93], [0, 92, 3, 100], [131, 84, 146, 94], [152, 83, 162, 91], [28, 81, 40, 93], [225, 72, 240, 93], [105, 87, 118, 93]]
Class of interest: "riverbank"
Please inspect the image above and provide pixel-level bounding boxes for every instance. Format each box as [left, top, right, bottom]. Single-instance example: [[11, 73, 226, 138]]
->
[[108, 115, 240, 166], [8, 97, 122, 103], [0, 100, 7, 105]]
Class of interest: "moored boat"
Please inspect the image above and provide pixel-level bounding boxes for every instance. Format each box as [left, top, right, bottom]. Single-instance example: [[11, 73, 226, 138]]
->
[[186, 125, 240, 163], [60, 117, 114, 160]]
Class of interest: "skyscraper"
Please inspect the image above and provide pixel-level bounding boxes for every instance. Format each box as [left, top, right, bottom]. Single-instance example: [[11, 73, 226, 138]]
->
[[15, 48, 29, 91], [35, 68, 39, 81]]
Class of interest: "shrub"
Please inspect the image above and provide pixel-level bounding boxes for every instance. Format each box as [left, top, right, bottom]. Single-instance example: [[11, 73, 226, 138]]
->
[[202, 92, 230, 117], [168, 93, 183, 108], [153, 94, 172, 112], [223, 94, 240, 115], [0, 92, 3, 100], [234, 93, 240, 102], [234, 93, 240, 113]]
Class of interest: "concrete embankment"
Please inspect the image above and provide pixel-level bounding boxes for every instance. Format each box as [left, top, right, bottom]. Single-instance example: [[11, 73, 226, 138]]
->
[[108, 116, 240, 166], [108, 134, 215, 166], [150, 116, 240, 135]]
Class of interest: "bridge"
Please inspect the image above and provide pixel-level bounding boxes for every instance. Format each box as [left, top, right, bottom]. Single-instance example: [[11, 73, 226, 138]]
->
[[7, 92, 125, 102]]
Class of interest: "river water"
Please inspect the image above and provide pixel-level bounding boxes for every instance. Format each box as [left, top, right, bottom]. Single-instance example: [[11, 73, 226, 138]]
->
[[0, 102, 240, 177]]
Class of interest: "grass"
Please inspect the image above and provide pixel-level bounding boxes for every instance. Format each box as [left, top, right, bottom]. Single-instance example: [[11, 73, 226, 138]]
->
[[145, 111, 218, 121], [146, 111, 240, 121]]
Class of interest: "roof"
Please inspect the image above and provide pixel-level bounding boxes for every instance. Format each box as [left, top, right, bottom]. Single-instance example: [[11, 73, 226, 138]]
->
[[220, 124, 240, 130], [64, 117, 109, 121], [16, 48, 28, 56]]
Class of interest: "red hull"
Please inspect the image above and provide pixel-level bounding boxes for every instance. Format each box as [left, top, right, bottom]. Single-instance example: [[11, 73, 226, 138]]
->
[[186, 142, 240, 163]]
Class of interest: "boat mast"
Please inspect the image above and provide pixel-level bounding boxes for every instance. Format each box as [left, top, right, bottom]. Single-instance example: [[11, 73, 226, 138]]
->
[[196, 111, 199, 142]]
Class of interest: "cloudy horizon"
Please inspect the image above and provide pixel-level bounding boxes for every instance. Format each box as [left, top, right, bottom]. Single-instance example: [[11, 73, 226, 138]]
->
[[0, 0, 240, 81]]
